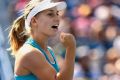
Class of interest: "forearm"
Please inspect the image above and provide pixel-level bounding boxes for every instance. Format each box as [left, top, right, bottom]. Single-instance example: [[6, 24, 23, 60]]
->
[[57, 47, 76, 80]]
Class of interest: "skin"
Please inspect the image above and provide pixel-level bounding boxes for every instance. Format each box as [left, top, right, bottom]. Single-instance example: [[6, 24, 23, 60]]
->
[[15, 7, 76, 80]]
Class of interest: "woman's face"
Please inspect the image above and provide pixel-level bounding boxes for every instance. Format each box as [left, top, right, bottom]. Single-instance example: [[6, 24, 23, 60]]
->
[[31, 7, 60, 37]]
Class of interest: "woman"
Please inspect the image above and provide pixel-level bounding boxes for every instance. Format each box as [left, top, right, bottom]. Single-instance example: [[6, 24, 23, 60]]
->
[[9, 0, 76, 80]]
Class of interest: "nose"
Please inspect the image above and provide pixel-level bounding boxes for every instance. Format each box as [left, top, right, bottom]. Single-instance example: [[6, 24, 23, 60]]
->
[[54, 15, 60, 23]]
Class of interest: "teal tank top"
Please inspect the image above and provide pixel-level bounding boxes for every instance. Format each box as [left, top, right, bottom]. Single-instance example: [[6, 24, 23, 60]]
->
[[14, 38, 60, 80]]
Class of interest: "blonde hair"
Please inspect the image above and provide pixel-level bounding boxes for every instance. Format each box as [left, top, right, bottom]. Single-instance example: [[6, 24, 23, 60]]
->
[[9, 0, 43, 55]]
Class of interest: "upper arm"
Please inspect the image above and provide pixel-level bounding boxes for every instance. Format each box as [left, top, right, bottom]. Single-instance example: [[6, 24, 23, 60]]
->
[[22, 50, 57, 80]]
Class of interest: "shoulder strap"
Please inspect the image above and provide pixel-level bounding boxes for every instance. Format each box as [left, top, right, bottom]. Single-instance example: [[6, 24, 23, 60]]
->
[[25, 38, 50, 62], [25, 38, 60, 72]]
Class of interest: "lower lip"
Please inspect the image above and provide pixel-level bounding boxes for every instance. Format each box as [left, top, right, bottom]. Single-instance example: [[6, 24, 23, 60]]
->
[[52, 28, 58, 31]]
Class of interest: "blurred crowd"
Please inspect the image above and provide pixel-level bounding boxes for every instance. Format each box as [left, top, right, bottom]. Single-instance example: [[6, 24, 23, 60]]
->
[[64, 0, 120, 80], [1, 0, 120, 80]]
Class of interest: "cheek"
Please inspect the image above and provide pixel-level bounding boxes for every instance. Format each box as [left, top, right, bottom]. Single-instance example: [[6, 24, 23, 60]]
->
[[39, 20, 52, 28], [41, 16, 53, 23], [38, 18, 50, 24], [37, 17, 53, 29], [36, 21, 49, 31]]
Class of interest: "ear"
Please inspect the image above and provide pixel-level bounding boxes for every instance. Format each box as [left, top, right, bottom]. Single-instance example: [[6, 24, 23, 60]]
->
[[31, 17, 37, 27]]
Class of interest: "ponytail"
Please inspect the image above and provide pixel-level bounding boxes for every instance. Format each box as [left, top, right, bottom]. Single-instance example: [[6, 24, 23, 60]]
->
[[9, 15, 29, 55], [9, 0, 44, 55]]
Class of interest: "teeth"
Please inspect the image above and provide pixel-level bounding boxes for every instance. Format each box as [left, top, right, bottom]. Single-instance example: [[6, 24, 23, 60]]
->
[[54, 24, 59, 27]]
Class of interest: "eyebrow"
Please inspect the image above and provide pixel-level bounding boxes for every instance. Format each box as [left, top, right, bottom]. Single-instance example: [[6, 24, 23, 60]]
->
[[48, 10, 54, 12], [47, 10, 58, 13]]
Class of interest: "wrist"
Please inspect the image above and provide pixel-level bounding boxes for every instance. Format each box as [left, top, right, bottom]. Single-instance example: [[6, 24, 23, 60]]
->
[[66, 45, 76, 49], [66, 46, 76, 53]]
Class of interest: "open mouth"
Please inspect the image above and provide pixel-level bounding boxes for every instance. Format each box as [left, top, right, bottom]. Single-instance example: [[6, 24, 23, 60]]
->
[[51, 25, 58, 29]]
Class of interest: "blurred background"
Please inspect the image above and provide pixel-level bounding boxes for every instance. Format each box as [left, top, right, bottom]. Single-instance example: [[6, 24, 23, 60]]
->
[[1, 0, 120, 80]]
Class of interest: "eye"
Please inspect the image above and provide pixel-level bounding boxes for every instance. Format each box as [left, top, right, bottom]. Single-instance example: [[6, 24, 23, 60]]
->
[[47, 12, 59, 17], [47, 13, 55, 17]]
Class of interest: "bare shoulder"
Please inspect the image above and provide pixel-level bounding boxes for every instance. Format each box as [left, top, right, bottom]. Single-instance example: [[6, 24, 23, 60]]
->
[[15, 44, 49, 71], [16, 44, 57, 80], [17, 44, 45, 63], [14, 44, 46, 75]]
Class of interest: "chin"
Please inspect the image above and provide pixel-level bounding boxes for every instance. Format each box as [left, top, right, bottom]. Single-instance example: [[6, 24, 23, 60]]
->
[[49, 32, 57, 37]]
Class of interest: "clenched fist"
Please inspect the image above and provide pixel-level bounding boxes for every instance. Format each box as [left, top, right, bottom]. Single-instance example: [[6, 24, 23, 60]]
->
[[60, 32, 76, 49]]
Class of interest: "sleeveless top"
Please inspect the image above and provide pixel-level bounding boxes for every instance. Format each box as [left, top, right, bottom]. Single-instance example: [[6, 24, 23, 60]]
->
[[14, 38, 60, 80]]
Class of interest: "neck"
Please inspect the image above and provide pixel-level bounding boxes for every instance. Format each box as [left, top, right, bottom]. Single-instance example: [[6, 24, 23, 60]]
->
[[30, 34, 48, 51]]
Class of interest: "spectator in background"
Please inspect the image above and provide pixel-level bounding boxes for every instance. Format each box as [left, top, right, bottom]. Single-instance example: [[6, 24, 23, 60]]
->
[[0, 0, 11, 49], [0, 26, 14, 80], [0, 0, 10, 27], [64, 0, 120, 80], [8, 0, 30, 23]]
